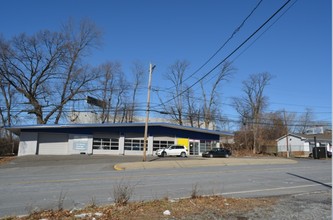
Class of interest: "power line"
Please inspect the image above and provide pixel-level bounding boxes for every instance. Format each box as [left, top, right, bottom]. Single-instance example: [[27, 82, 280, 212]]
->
[[155, 0, 293, 109], [64, 106, 332, 127], [153, 83, 332, 113], [166, 0, 264, 90], [231, 0, 298, 63]]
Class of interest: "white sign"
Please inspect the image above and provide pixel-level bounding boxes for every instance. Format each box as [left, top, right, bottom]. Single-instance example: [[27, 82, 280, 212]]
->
[[305, 127, 324, 135], [73, 136, 89, 151]]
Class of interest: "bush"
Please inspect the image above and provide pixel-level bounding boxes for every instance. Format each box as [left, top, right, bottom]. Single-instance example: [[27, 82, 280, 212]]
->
[[113, 180, 134, 206], [0, 138, 18, 156]]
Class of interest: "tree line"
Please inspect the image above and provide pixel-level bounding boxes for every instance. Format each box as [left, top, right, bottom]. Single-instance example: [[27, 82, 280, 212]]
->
[[0, 19, 323, 155]]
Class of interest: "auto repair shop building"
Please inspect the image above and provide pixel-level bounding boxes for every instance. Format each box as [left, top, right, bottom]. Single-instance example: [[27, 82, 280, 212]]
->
[[7, 123, 233, 157]]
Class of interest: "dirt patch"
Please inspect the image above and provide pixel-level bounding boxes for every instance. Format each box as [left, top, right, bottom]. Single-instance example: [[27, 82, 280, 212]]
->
[[4, 191, 331, 220], [0, 156, 15, 165], [4, 196, 276, 220]]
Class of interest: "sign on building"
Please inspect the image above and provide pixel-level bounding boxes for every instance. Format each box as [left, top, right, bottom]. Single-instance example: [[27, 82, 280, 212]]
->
[[305, 127, 324, 135], [86, 96, 106, 108]]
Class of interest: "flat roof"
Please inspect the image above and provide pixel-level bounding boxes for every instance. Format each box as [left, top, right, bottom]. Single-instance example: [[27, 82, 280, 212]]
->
[[7, 122, 234, 138]]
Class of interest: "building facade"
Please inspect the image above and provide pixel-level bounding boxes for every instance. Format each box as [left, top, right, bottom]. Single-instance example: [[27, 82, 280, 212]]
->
[[8, 123, 233, 157], [276, 132, 332, 157]]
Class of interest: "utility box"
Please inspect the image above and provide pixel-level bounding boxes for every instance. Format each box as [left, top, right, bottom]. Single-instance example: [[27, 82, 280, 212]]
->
[[312, 147, 327, 159]]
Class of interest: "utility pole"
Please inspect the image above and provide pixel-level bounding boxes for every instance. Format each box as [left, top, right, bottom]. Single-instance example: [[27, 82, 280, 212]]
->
[[143, 63, 155, 161], [283, 110, 289, 158]]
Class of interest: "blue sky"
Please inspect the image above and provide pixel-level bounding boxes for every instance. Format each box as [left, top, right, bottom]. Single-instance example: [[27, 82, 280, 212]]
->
[[0, 0, 331, 127]]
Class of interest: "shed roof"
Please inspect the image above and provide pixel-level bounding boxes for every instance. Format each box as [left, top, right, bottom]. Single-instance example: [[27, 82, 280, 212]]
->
[[276, 133, 332, 142]]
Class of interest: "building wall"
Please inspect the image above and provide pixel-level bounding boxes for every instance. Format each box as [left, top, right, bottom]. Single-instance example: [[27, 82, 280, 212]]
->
[[38, 133, 68, 155], [17, 131, 174, 156], [17, 126, 225, 156], [277, 136, 306, 152], [18, 132, 38, 156], [277, 135, 312, 157], [68, 134, 93, 154]]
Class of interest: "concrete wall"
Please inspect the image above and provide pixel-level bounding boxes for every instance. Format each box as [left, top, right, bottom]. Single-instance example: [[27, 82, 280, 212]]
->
[[18, 132, 38, 156], [277, 136, 306, 152], [68, 134, 93, 155], [17, 129, 221, 156]]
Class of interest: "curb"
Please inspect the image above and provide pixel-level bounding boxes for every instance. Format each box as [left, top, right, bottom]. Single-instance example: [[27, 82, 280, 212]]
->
[[113, 164, 125, 171], [113, 158, 298, 171]]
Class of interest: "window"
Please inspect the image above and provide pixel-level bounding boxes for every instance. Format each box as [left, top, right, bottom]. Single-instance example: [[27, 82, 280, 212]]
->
[[110, 138, 119, 150], [93, 138, 119, 150], [200, 140, 218, 153], [124, 138, 144, 151], [102, 138, 110, 149], [153, 140, 174, 151]]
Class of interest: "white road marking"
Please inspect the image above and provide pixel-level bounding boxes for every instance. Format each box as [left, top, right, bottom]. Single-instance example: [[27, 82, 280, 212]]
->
[[220, 182, 332, 196]]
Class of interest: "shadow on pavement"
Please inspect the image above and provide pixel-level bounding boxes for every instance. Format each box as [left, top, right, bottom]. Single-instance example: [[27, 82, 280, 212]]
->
[[287, 172, 332, 189]]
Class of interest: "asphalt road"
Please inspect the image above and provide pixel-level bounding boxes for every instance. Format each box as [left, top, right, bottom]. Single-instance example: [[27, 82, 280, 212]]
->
[[0, 155, 331, 218]]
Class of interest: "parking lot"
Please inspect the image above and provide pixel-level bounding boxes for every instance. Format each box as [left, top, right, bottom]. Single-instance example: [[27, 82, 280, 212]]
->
[[0, 154, 298, 170], [0, 155, 331, 218]]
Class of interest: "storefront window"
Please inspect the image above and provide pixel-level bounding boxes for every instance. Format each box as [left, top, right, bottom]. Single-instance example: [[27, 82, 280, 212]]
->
[[93, 138, 119, 150], [200, 140, 217, 153], [153, 140, 174, 151], [124, 139, 144, 151]]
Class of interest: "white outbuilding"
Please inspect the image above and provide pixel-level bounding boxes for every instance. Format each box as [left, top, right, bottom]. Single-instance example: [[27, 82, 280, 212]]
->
[[276, 133, 332, 157]]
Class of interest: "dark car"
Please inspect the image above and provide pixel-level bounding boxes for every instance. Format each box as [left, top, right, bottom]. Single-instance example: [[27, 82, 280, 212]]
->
[[202, 148, 231, 158]]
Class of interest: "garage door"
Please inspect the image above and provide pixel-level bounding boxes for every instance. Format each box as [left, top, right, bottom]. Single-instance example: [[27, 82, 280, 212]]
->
[[38, 133, 68, 155]]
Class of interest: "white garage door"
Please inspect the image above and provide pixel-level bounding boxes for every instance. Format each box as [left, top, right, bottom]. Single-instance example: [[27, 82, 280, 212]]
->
[[38, 133, 68, 155]]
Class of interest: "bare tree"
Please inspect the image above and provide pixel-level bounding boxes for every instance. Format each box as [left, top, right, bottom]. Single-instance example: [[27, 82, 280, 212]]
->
[[296, 108, 314, 134], [233, 72, 272, 154], [0, 19, 102, 124], [128, 61, 145, 123], [200, 61, 234, 129], [260, 111, 287, 146], [281, 109, 297, 133], [94, 61, 130, 123], [184, 86, 200, 127], [113, 73, 128, 123], [163, 60, 190, 125], [0, 78, 19, 141], [0, 37, 17, 135], [95, 62, 118, 123]]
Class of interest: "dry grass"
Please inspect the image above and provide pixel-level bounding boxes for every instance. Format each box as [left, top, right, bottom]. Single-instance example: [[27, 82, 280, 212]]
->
[[0, 156, 15, 165], [4, 195, 277, 220]]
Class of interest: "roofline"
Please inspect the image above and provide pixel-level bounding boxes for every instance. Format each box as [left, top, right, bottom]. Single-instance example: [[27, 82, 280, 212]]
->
[[6, 122, 234, 137], [276, 133, 332, 142], [275, 133, 305, 142]]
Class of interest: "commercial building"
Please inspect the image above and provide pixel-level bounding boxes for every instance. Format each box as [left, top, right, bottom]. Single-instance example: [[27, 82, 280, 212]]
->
[[7, 123, 233, 157]]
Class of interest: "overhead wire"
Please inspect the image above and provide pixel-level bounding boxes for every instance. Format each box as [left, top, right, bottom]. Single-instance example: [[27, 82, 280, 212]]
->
[[153, 0, 293, 109], [165, 0, 264, 90], [159, 0, 323, 118], [231, 0, 298, 62]]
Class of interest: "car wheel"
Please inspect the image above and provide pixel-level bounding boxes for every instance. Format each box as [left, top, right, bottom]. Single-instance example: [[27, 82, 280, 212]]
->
[[180, 152, 186, 158], [162, 152, 167, 157], [209, 154, 213, 158], [225, 154, 229, 158]]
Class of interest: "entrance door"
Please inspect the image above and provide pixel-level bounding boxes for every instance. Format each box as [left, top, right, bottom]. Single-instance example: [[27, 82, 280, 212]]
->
[[189, 141, 199, 155]]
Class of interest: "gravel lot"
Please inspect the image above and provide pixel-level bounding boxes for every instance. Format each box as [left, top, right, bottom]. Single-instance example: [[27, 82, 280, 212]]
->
[[229, 190, 332, 220]]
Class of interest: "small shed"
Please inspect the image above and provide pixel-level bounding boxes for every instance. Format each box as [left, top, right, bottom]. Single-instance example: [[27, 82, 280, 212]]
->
[[276, 133, 332, 157]]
